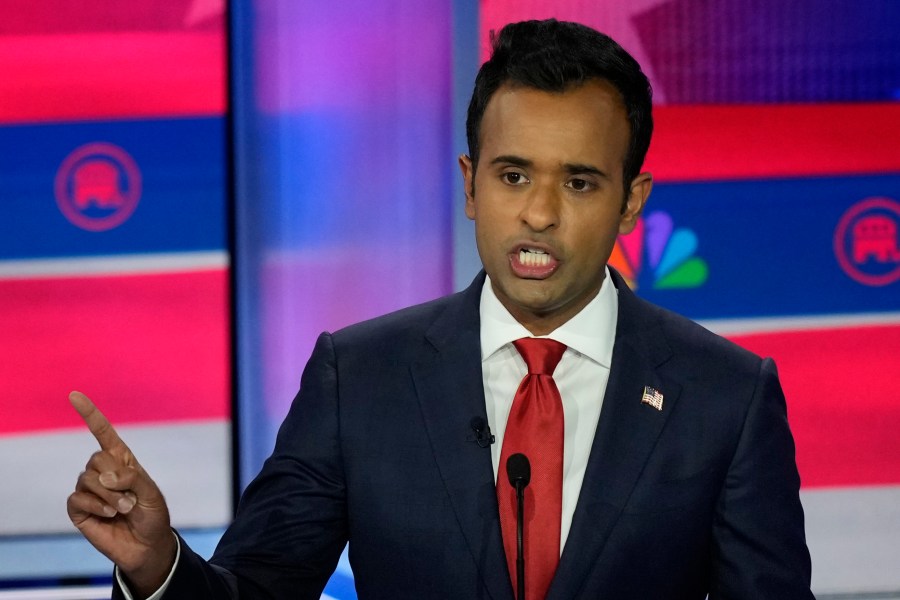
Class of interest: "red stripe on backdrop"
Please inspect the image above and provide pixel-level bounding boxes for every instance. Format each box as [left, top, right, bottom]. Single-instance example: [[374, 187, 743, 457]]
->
[[646, 103, 900, 182], [728, 324, 900, 488], [0, 32, 225, 124], [0, 0, 209, 34], [0, 270, 230, 435]]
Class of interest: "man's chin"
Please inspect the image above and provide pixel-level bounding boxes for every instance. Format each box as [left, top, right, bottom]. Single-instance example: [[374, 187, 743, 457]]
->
[[496, 281, 563, 314]]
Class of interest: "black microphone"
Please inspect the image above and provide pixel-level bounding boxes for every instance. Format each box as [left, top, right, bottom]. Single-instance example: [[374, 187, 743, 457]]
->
[[469, 417, 495, 448], [506, 453, 530, 600]]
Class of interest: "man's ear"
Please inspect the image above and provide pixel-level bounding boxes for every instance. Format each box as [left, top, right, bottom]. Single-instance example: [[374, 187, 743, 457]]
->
[[459, 154, 476, 221], [619, 172, 652, 235]]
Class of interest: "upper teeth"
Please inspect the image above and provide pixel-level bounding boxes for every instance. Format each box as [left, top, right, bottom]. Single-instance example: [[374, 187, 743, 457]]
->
[[520, 249, 550, 266]]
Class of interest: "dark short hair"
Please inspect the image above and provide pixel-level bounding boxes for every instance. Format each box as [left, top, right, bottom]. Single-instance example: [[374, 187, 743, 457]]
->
[[465, 19, 653, 198]]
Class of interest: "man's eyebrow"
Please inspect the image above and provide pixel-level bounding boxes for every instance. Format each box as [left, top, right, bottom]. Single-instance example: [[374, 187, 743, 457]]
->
[[489, 155, 533, 168], [488, 156, 611, 180], [563, 163, 610, 180]]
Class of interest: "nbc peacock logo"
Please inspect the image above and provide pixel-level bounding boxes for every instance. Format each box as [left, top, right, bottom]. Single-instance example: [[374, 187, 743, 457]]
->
[[609, 211, 708, 290]]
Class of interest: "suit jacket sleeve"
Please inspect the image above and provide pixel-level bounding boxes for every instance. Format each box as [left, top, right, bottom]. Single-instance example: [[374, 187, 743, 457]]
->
[[115, 331, 349, 599], [710, 357, 813, 599]]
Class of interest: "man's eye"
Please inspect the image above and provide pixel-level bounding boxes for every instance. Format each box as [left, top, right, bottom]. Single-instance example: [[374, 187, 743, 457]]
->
[[567, 178, 591, 191], [502, 172, 527, 185]]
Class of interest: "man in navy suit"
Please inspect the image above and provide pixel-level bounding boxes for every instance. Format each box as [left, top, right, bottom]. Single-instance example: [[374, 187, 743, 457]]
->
[[68, 19, 814, 599]]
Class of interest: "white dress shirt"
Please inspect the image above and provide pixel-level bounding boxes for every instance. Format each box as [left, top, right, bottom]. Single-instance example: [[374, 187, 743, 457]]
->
[[480, 268, 618, 551]]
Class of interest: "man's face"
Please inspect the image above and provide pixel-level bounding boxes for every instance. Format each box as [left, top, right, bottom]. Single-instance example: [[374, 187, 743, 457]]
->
[[460, 80, 652, 335]]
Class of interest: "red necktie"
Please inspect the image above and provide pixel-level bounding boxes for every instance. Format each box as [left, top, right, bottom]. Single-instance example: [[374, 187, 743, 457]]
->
[[497, 337, 566, 600]]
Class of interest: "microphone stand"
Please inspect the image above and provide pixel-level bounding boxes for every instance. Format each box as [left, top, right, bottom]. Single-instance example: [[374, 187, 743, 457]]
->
[[515, 477, 526, 600]]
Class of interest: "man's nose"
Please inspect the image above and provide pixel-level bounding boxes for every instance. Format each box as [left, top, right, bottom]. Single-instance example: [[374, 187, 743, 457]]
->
[[519, 184, 561, 232]]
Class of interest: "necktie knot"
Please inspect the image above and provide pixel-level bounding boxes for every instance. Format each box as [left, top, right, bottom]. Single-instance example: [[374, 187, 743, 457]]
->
[[513, 337, 567, 376]]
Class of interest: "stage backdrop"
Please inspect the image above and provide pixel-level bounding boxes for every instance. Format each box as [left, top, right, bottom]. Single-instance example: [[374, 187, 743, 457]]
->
[[0, 0, 897, 598], [0, 0, 233, 584]]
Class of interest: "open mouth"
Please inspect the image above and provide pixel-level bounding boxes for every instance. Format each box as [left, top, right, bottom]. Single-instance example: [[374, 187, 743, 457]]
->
[[518, 248, 551, 266], [509, 245, 559, 278]]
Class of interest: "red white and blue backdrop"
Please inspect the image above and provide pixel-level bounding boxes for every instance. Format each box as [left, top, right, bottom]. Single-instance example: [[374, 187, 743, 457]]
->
[[0, 0, 233, 589], [0, 0, 897, 598]]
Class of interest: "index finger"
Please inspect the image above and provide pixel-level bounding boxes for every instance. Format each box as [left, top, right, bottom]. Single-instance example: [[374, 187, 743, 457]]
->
[[69, 391, 126, 452]]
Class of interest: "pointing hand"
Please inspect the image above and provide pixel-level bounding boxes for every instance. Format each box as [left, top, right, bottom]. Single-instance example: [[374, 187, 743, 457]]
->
[[66, 391, 176, 598]]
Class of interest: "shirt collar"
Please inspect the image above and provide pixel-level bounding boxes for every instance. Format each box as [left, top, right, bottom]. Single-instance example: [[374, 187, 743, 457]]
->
[[479, 268, 618, 368]]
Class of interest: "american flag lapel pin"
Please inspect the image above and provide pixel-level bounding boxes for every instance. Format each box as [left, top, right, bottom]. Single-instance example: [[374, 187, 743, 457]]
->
[[641, 386, 664, 411]]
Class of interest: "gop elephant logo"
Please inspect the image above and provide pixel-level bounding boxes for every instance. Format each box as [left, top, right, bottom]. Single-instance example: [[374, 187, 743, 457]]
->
[[55, 142, 142, 232], [834, 197, 900, 286]]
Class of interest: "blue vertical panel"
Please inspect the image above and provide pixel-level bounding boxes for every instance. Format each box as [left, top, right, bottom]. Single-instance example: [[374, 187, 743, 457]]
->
[[451, 0, 482, 290], [232, 1, 455, 485]]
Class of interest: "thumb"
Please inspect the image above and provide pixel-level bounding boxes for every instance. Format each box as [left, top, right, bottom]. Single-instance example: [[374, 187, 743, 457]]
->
[[98, 463, 165, 509]]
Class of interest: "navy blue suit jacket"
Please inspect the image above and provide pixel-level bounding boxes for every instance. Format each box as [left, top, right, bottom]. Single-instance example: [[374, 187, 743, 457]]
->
[[148, 270, 813, 599]]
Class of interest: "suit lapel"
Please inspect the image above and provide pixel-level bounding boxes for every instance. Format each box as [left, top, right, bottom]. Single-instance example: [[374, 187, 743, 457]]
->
[[548, 270, 682, 599], [410, 273, 512, 600]]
